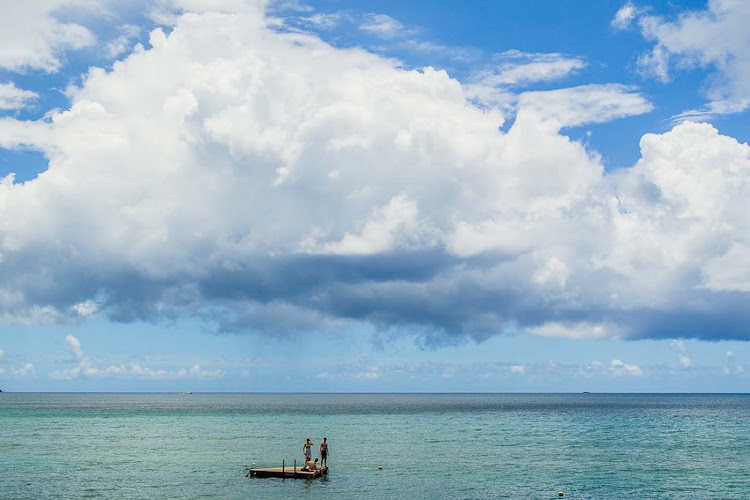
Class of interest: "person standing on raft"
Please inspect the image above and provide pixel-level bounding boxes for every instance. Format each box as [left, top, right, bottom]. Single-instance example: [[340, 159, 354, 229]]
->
[[303, 438, 313, 462], [320, 438, 329, 467]]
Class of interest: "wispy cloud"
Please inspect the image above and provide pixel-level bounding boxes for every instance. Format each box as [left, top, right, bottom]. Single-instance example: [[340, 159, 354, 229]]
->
[[104, 24, 142, 59], [528, 322, 616, 340], [621, 0, 750, 119], [49, 335, 226, 380], [479, 50, 586, 87], [670, 340, 692, 368], [70, 300, 98, 317], [287, 10, 475, 63], [0, 360, 36, 379], [397, 39, 480, 62], [516, 83, 653, 128], [12, 363, 36, 377], [315, 357, 656, 383], [609, 359, 643, 377], [299, 12, 342, 30], [64, 334, 84, 362], [359, 13, 417, 39], [611, 2, 643, 31], [0, 82, 38, 110], [464, 50, 589, 109], [722, 351, 744, 375], [272, 0, 314, 13]]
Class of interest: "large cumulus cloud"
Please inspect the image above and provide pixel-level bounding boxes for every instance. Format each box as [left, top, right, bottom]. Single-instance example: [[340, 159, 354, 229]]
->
[[1, 2, 749, 342]]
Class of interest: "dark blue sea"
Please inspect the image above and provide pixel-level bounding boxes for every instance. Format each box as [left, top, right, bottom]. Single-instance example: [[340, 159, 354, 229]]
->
[[1, 393, 748, 499]]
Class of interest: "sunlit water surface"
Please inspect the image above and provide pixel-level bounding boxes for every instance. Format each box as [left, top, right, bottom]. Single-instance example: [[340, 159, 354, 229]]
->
[[1, 393, 748, 499]]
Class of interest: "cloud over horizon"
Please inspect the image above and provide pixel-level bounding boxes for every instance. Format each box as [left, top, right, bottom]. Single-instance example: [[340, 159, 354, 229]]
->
[[49, 335, 225, 380], [1, 1, 750, 346]]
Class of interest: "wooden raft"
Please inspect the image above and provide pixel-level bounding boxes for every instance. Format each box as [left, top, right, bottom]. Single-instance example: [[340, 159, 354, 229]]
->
[[248, 460, 329, 479]]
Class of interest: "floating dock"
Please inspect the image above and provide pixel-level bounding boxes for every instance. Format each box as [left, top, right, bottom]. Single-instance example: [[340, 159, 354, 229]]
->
[[248, 460, 328, 479]]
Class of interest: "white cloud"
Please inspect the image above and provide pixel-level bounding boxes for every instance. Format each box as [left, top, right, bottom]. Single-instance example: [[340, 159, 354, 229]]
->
[[670, 339, 692, 368], [0, 4, 748, 343], [125, 364, 172, 379], [316, 367, 381, 380], [528, 322, 615, 340], [722, 350, 744, 375], [610, 359, 643, 376], [70, 300, 98, 317], [699, 243, 750, 292], [477, 51, 586, 87], [532, 256, 571, 289], [300, 13, 342, 30], [273, 0, 313, 13], [165, 0, 267, 14], [65, 334, 85, 361], [595, 121, 750, 315], [611, 2, 640, 31], [359, 13, 414, 39], [0, 117, 54, 151], [464, 51, 588, 109], [679, 354, 692, 368], [0, 0, 96, 72], [304, 194, 424, 255], [0, 348, 4, 359], [397, 40, 479, 63], [0, 83, 38, 111], [50, 362, 127, 380], [316, 358, 544, 382], [494, 58, 584, 86], [516, 84, 653, 128], [10, 363, 36, 377], [631, 0, 750, 117], [189, 364, 225, 378], [104, 24, 142, 59], [637, 45, 671, 84], [127, 363, 224, 380], [50, 335, 225, 380], [292, 11, 474, 62]]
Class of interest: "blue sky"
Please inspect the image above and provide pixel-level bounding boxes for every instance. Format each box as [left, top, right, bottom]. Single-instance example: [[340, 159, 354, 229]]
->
[[1, 0, 750, 391]]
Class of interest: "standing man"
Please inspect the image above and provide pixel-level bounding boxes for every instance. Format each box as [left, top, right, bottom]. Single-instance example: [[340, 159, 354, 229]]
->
[[320, 437, 329, 467]]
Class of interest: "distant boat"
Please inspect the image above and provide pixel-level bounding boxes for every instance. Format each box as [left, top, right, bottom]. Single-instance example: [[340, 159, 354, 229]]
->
[[582, 391, 591, 394]]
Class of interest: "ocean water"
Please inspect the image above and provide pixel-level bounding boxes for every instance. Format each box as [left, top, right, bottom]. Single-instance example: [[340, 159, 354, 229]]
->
[[1, 393, 748, 499]]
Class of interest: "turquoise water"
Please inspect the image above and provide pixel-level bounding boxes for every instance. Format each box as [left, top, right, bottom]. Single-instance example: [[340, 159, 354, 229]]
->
[[1, 393, 749, 499]]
